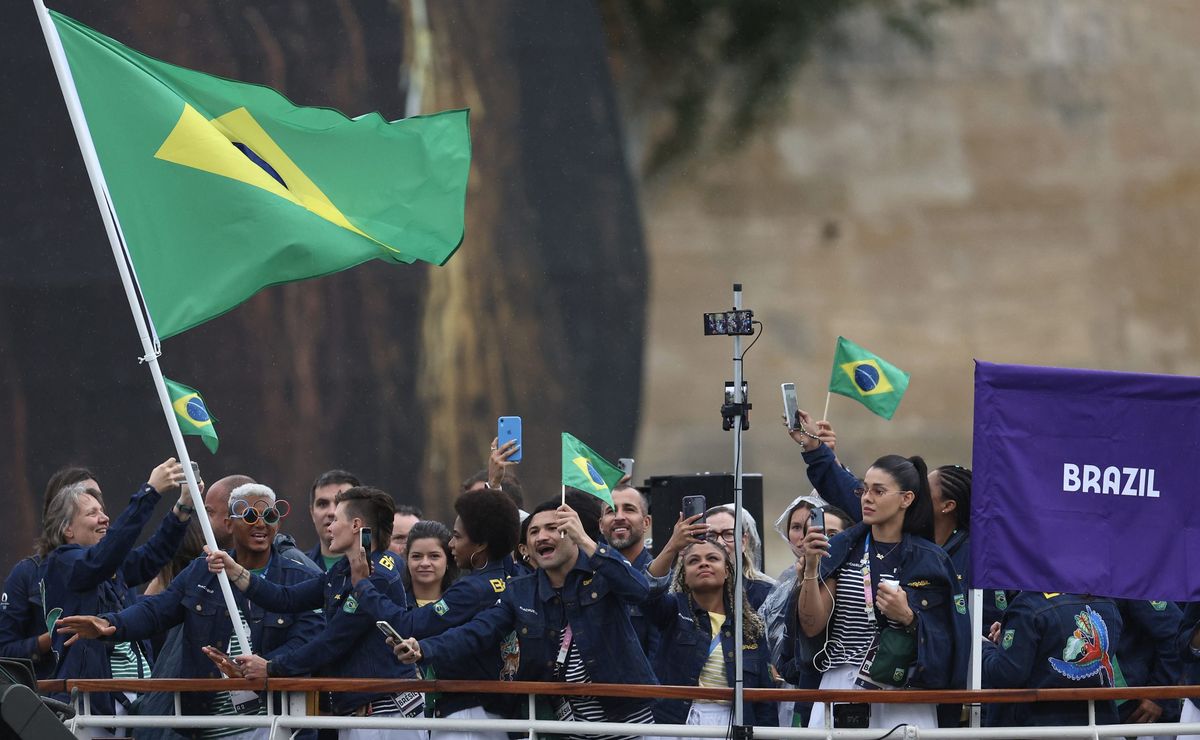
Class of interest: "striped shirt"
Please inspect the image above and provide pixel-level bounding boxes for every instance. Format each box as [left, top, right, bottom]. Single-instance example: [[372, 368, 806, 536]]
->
[[825, 557, 875, 668], [201, 606, 265, 738], [560, 627, 654, 740], [109, 641, 151, 679]]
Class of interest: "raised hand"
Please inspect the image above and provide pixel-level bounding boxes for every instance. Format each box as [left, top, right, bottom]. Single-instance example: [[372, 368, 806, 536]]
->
[[56, 615, 115, 646]]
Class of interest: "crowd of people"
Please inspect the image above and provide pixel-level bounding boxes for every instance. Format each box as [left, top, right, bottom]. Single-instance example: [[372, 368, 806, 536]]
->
[[1, 412, 1195, 740]]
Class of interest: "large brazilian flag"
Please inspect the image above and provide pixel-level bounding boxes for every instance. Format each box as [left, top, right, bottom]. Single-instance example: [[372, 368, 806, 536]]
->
[[51, 11, 471, 338]]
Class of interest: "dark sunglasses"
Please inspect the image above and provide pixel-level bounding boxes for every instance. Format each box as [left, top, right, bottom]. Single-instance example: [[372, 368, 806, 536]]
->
[[230, 499, 291, 525]]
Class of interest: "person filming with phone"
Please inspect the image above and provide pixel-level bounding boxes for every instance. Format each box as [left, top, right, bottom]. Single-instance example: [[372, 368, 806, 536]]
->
[[794, 455, 970, 730], [348, 487, 520, 738], [206, 486, 424, 740]]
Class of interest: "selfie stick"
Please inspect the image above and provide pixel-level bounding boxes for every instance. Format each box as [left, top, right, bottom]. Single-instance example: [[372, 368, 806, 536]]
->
[[34, 0, 253, 656], [730, 283, 747, 727]]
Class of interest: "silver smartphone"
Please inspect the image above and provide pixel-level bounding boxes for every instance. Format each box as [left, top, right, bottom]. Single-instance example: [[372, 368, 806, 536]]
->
[[375, 620, 403, 641], [782, 382, 799, 430], [618, 458, 634, 480], [181, 461, 201, 493]]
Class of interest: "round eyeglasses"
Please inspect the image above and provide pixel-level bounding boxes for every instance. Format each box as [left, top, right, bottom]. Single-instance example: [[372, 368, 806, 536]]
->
[[230, 499, 291, 525]]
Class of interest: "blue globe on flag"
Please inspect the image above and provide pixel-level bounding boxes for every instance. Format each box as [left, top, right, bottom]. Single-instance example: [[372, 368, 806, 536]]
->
[[586, 461, 604, 487], [186, 397, 210, 423], [853, 363, 880, 392]]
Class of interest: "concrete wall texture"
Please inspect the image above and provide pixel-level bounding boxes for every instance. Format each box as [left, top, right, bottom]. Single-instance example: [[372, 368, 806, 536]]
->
[[632, 0, 1200, 574]]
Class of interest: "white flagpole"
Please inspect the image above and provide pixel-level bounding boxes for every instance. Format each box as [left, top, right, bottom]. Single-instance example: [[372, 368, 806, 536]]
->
[[33, 0, 252, 656], [970, 587, 983, 727], [731, 283, 745, 727]]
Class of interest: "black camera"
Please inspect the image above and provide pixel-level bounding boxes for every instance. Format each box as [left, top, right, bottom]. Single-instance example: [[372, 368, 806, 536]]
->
[[703, 309, 754, 336]]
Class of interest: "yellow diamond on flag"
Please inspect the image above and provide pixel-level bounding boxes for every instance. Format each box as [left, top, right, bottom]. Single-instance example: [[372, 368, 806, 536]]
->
[[839, 359, 895, 397]]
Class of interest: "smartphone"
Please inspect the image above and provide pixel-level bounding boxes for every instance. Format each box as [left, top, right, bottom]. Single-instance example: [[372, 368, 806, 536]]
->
[[182, 461, 201, 492], [497, 416, 523, 463], [809, 506, 825, 533], [681, 495, 706, 539], [376, 620, 403, 642], [360, 527, 372, 552], [617, 458, 634, 480], [781, 382, 799, 431]]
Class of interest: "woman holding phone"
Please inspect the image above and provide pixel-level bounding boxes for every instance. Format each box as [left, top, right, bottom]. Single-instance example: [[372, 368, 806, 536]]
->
[[794, 455, 970, 730], [643, 538, 778, 733], [350, 487, 520, 740]]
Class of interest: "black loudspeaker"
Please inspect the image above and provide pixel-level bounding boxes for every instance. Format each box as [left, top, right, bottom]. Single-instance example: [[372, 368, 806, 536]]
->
[[644, 473, 765, 554], [0, 659, 74, 740]]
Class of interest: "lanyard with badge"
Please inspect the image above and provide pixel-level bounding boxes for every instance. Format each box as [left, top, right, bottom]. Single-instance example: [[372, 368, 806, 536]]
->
[[552, 625, 576, 721], [854, 534, 896, 690]]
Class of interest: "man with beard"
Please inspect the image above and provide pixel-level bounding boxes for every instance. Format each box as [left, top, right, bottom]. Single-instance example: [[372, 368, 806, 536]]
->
[[599, 485, 658, 658]]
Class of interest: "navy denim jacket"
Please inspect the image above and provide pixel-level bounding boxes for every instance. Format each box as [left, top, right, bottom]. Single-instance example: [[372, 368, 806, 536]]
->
[[102, 547, 324, 713], [800, 443, 862, 521], [0, 557, 54, 677], [419, 544, 657, 716], [644, 591, 777, 726], [1173, 601, 1200, 707], [1113, 598, 1182, 722], [354, 559, 511, 717], [983, 592, 1123, 727], [792, 523, 971, 691], [244, 549, 416, 714], [43, 484, 188, 715]]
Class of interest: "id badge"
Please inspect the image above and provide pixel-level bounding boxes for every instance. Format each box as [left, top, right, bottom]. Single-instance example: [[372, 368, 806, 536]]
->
[[230, 690, 261, 714], [396, 691, 424, 718], [853, 635, 887, 690], [554, 697, 576, 722]]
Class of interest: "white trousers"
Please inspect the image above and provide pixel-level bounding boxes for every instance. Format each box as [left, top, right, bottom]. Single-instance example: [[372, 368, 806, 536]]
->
[[645, 700, 729, 740], [1172, 698, 1200, 740], [339, 710, 427, 740], [429, 705, 508, 740], [808, 663, 936, 730]]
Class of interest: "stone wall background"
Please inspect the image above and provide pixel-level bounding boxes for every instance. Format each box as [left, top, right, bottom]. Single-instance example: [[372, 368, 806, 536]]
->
[[629, 0, 1200, 574]]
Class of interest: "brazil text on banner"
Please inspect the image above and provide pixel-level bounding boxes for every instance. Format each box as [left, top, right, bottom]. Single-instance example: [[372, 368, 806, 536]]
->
[[971, 360, 1200, 602], [50, 11, 471, 339]]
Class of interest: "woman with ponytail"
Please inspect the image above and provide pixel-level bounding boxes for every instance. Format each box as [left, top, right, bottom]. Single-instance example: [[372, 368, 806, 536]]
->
[[929, 465, 1008, 629], [930, 465, 971, 579], [794, 455, 971, 730]]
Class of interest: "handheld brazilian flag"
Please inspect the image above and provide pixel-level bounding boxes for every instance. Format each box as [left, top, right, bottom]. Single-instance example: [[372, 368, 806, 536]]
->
[[827, 336, 910, 420], [164, 377, 219, 454], [561, 433, 623, 509], [49, 11, 471, 339]]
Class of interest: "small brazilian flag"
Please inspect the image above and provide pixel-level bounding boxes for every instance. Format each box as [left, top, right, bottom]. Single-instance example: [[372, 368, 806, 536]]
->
[[561, 433, 623, 509], [827, 336, 910, 420], [164, 377, 219, 454]]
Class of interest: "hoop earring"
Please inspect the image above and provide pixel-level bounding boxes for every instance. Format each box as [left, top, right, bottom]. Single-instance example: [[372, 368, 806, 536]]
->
[[469, 546, 486, 570]]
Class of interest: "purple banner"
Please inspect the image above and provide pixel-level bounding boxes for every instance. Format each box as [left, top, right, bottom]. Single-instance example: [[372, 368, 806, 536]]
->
[[972, 360, 1200, 602]]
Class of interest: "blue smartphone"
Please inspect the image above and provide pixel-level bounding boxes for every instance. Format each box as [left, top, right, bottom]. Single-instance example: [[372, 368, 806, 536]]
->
[[497, 416, 523, 463]]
